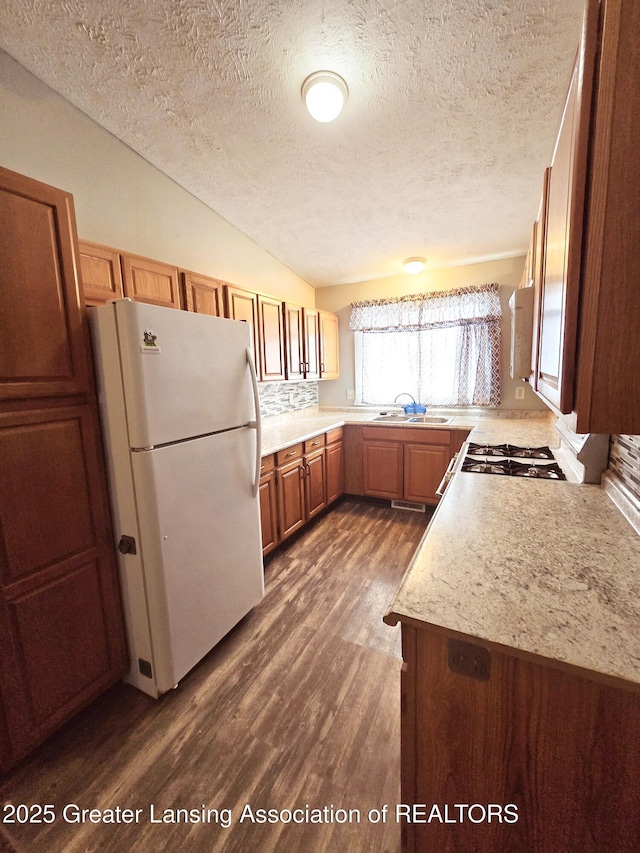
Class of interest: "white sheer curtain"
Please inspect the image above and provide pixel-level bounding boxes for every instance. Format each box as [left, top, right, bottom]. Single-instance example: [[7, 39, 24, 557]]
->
[[350, 283, 502, 407]]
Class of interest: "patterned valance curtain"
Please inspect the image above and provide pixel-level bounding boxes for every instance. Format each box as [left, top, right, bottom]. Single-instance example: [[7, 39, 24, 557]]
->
[[350, 283, 502, 407]]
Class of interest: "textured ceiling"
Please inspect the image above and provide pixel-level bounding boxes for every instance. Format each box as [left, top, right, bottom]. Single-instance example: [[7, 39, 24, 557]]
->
[[0, 0, 585, 287]]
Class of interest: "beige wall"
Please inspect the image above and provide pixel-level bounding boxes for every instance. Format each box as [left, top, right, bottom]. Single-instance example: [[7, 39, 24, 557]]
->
[[0, 50, 314, 307], [315, 256, 548, 411]]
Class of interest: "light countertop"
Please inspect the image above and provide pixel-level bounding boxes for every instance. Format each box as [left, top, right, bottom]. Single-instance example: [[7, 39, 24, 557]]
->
[[262, 406, 640, 690]]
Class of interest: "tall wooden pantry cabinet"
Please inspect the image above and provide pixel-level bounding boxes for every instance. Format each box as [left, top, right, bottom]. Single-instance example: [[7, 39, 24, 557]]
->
[[0, 166, 127, 771]]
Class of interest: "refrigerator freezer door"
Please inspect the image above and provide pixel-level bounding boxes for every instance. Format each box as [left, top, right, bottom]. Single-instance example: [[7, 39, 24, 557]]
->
[[129, 426, 264, 696], [111, 299, 255, 448]]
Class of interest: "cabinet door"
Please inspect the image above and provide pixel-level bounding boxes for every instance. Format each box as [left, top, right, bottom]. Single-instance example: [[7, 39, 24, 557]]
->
[[225, 285, 258, 361], [181, 271, 224, 316], [283, 302, 305, 380], [403, 443, 449, 505], [363, 439, 403, 500], [276, 459, 306, 540], [0, 166, 89, 400], [303, 308, 320, 380], [0, 405, 127, 770], [120, 252, 181, 310], [326, 439, 344, 504], [319, 310, 340, 380], [78, 241, 124, 306], [259, 469, 279, 557], [257, 295, 286, 382], [535, 65, 580, 413], [305, 449, 326, 520]]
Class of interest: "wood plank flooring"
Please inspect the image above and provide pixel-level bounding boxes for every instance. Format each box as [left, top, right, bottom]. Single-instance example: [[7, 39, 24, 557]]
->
[[0, 498, 431, 853]]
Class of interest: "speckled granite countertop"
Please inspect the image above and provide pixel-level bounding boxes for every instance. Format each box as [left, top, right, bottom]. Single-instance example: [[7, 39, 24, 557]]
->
[[382, 419, 640, 689], [262, 407, 640, 688], [260, 406, 550, 457]]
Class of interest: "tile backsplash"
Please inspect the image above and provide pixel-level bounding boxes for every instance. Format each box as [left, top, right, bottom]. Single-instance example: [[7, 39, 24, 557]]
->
[[259, 381, 319, 417], [609, 435, 640, 503]]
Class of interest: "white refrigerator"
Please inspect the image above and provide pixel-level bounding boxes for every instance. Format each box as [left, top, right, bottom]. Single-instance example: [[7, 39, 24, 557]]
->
[[89, 299, 264, 698]]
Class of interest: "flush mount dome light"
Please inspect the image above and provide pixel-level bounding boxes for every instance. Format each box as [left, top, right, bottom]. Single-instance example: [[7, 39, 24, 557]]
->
[[403, 257, 426, 274], [302, 71, 348, 122]]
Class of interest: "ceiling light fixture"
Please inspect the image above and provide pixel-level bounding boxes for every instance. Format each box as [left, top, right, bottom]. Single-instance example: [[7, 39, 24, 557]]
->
[[302, 71, 349, 123], [403, 257, 426, 274]]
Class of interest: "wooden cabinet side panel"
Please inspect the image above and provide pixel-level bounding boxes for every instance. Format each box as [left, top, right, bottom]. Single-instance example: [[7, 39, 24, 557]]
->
[[0, 167, 89, 400], [406, 626, 640, 852]]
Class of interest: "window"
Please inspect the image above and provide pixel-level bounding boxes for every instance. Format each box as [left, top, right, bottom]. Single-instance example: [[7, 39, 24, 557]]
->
[[350, 283, 502, 407]]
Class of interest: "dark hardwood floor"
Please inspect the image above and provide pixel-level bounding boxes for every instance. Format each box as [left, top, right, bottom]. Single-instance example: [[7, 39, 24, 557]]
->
[[0, 498, 431, 852]]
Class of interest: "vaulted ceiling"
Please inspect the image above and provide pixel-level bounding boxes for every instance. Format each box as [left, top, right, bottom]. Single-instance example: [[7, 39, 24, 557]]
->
[[0, 1, 585, 286]]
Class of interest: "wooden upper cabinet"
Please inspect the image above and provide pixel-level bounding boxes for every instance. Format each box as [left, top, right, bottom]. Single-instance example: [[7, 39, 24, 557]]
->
[[283, 302, 305, 380], [303, 308, 320, 380], [120, 252, 181, 310], [78, 241, 124, 306], [573, 0, 640, 434], [181, 270, 224, 316], [318, 310, 339, 380], [0, 166, 89, 401], [531, 0, 640, 431], [535, 60, 582, 413], [225, 284, 258, 361], [256, 295, 286, 382]]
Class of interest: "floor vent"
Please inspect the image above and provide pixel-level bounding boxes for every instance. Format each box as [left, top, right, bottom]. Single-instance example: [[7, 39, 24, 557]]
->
[[391, 500, 427, 512]]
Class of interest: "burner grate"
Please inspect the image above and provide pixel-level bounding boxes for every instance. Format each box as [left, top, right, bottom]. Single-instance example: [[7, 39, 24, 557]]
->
[[467, 443, 556, 460]]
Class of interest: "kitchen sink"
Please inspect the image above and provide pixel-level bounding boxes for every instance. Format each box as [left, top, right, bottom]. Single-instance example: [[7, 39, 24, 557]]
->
[[371, 414, 452, 424], [372, 414, 412, 422]]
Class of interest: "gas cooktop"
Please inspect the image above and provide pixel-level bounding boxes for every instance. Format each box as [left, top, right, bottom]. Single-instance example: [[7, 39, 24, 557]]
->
[[462, 443, 567, 480]]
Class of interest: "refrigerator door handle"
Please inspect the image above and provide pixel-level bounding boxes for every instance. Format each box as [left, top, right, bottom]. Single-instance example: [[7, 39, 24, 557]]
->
[[247, 347, 262, 498]]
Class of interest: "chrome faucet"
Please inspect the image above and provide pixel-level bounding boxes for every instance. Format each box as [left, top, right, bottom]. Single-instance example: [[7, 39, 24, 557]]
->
[[394, 393, 416, 406]]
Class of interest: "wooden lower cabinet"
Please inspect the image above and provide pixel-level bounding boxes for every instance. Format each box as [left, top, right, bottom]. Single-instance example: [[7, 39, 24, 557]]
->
[[361, 427, 456, 505], [363, 438, 404, 500], [276, 448, 306, 541], [403, 443, 450, 504], [265, 429, 344, 553], [325, 428, 344, 505], [0, 405, 127, 771], [258, 455, 279, 557], [0, 166, 127, 772], [398, 624, 640, 853]]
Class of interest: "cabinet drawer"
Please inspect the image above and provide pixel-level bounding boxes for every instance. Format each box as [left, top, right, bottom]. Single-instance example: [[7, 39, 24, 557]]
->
[[304, 434, 326, 453], [260, 454, 275, 475], [276, 443, 303, 466], [326, 427, 343, 445]]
